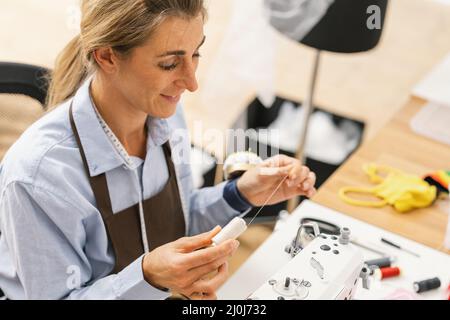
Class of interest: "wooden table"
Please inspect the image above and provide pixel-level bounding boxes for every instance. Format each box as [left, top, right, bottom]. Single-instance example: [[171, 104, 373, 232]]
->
[[312, 97, 450, 253]]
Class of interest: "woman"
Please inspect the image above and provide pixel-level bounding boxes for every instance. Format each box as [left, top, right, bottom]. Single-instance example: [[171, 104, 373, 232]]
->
[[0, 0, 316, 300]]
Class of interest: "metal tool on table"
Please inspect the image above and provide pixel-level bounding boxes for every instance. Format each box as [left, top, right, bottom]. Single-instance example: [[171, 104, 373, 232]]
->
[[380, 237, 420, 258]]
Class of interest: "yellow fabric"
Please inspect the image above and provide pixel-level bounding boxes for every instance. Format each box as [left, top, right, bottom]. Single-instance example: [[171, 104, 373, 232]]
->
[[339, 163, 437, 213]]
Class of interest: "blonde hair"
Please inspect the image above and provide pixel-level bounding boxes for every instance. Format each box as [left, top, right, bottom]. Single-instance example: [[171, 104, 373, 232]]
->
[[46, 0, 206, 108]]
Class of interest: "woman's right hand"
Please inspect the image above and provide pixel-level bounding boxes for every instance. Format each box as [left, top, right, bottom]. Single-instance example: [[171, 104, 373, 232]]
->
[[142, 226, 239, 299]]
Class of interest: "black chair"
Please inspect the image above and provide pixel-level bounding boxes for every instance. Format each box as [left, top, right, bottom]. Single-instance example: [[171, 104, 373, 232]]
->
[[301, 0, 388, 53], [0, 62, 49, 159], [0, 62, 49, 299], [0, 62, 50, 107]]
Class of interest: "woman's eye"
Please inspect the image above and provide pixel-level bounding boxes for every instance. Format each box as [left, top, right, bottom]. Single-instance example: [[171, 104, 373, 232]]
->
[[159, 62, 178, 71], [158, 53, 201, 71]]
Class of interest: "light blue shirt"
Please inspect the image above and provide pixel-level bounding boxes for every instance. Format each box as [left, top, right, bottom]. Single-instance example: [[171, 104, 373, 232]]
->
[[0, 77, 244, 300]]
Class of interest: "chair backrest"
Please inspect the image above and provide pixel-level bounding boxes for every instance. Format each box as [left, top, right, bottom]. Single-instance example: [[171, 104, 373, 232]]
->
[[0, 62, 49, 106], [0, 62, 50, 160], [301, 0, 389, 53], [0, 63, 50, 298]]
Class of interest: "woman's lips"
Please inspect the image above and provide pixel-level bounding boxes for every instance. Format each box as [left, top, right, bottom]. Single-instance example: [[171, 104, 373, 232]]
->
[[161, 94, 181, 104]]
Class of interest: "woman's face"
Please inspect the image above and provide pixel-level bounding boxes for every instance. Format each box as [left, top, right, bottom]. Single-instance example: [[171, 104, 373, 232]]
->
[[112, 14, 205, 119]]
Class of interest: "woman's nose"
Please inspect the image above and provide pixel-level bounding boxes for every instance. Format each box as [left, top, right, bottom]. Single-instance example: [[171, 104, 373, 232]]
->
[[177, 62, 199, 92]]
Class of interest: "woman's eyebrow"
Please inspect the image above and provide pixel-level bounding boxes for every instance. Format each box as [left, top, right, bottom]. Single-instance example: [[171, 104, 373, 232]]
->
[[157, 35, 206, 58]]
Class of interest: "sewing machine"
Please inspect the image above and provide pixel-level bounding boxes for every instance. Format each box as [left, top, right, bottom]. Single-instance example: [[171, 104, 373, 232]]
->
[[247, 224, 370, 300]]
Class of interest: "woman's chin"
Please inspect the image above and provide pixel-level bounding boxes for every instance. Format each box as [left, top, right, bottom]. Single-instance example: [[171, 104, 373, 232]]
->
[[150, 107, 177, 119], [145, 99, 179, 118]]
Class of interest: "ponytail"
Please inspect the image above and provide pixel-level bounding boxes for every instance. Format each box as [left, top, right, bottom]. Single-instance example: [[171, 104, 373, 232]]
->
[[46, 35, 89, 109]]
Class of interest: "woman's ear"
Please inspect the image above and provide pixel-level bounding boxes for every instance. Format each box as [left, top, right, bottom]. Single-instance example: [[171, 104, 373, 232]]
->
[[92, 47, 120, 74]]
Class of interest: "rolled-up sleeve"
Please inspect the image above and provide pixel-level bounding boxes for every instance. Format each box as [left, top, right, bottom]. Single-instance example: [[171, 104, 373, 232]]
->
[[0, 181, 169, 300]]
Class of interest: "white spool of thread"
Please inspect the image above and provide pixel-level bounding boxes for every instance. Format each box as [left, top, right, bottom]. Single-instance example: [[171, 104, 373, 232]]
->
[[212, 217, 248, 246]]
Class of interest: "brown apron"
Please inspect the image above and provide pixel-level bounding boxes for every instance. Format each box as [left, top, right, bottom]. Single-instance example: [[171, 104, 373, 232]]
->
[[69, 105, 186, 274]]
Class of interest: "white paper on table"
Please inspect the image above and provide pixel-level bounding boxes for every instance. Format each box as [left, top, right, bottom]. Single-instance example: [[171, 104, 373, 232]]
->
[[413, 52, 450, 108], [410, 102, 450, 146], [433, 0, 450, 6]]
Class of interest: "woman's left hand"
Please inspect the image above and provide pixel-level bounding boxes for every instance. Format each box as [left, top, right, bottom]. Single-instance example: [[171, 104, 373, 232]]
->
[[236, 154, 317, 207]]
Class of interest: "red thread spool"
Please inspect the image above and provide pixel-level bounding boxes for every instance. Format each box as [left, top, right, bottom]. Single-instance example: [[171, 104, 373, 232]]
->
[[376, 267, 401, 280], [447, 284, 450, 300]]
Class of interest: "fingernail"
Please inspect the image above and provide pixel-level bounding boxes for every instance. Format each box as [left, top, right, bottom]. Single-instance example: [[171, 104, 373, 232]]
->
[[303, 183, 309, 190]]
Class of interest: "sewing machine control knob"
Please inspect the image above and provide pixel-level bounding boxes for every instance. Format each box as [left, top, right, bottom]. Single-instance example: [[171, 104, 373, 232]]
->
[[284, 277, 291, 289], [268, 277, 309, 299], [339, 227, 351, 245], [359, 265, 371, 290]]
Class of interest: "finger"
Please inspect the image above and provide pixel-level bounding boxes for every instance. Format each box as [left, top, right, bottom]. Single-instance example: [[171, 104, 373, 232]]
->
[[202, 292, 218, 300], [262, 154, 294, 167], [186, 291, 218, 300], [189, 262, 229, 296], [299, 172, 316, 190], [286, 165, 310, 187], [306, 187, 317, 198], [177, 226, 222, 252], [301, 187, 317, 198], [186, 292, 205, 300], [295, 182, 317, 198], [183, 239, 239, 269], [187, 252, 232, 282], [258, 164, 293, 177]]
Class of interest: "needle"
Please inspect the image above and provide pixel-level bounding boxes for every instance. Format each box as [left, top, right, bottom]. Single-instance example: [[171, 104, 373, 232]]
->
[[350, 239, 387, 256], [380, 237, 421, 258]]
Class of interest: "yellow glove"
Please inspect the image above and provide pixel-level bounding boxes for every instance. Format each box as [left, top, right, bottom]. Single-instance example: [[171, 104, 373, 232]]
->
[[339, 163, 437, 213]]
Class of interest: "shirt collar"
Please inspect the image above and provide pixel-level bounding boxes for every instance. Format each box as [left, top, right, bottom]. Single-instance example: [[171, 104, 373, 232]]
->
[[71, 76, 172, 177]]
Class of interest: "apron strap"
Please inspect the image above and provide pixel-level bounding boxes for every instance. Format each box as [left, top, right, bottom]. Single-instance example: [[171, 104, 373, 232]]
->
[[69, 103, 114, 220], [162, 142, 176, 177]]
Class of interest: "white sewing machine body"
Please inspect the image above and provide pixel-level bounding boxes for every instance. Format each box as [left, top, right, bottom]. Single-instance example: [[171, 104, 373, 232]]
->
[[248, 230, 366, 300]]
